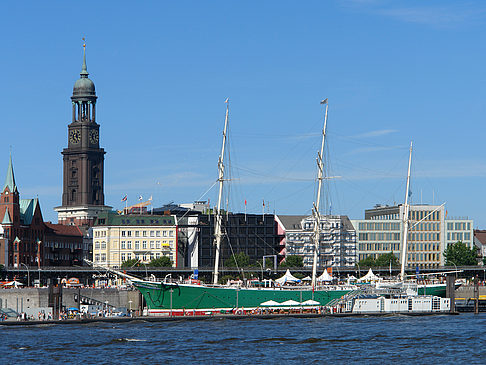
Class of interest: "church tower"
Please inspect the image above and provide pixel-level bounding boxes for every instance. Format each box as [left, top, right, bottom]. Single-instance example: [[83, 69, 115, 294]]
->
[[55, 42, 111, 230]]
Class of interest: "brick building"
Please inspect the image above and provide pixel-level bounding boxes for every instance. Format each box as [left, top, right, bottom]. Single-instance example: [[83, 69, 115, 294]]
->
[[0, 155, 84, 269]]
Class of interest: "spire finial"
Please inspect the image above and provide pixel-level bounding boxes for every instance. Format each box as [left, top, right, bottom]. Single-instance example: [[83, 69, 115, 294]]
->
[[80, 37, 88, 78], [4, 150, 17, 193]]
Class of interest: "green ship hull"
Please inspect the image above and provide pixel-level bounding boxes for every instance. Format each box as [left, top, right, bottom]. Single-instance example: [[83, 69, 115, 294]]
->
[[133, 281, 352, 315], [417, 283, 447, 297]]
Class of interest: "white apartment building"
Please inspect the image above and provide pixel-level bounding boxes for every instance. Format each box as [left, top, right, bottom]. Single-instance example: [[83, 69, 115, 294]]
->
[[277, 215, 357, 268]]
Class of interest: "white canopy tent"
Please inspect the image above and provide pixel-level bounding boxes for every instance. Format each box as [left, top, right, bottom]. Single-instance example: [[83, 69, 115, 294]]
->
[[317, 270, 334, 282], [275, 269, 301, 285], [3, 281, 24, 288], [358, 268, 380, 282]]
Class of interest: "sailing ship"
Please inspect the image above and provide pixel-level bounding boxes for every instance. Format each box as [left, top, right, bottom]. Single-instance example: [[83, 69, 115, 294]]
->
[[131, 99, 357, 316]]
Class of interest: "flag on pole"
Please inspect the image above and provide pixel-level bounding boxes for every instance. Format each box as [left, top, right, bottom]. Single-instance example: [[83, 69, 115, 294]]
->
[[139, 195, 143, 201], [149, 195, 153, 201], [320, 98, 328, 105], [244, 199, 247, 206], [121, 195, 127, 202]]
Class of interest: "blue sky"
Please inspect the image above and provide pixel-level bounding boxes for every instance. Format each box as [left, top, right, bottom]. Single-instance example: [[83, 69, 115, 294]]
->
[[1, 0, 485, 226]]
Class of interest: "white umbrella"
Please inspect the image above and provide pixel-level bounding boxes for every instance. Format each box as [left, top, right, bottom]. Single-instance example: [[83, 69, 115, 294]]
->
[[281, 300, 301, 307], [260, 300, 281, 307], [301, 299, 321, 306]]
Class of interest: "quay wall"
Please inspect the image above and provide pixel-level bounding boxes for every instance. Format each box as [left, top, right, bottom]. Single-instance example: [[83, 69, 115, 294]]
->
[[62, 288, 141, 309], [0, 288, 141, 314], [0, 288, 50, 314], [455, 285, 486, 299]]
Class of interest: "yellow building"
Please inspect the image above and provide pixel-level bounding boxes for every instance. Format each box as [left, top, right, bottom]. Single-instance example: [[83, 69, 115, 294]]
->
[[92, 211, 178, 268]]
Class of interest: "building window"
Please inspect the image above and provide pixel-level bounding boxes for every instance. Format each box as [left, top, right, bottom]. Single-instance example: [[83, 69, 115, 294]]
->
[[135, 231, 140, 237], [121, 231, 126, 237], [150, 241, 154, 249], [95, 241, 100, 249], [101, 241, 106, 249], [121, 241, 126, 249], [121, 253, 126, 262], [143, 231, 147, 237], [156, 231, 161, 237], [135, 241, 140, 250], [156, 241, 161, 249], [142, 241, 147, 249], [101, 253, 106, 262], [127, 231, 132, 237], [150, 231, 155, 237], [127, 241, 132, 249], [127, 253, 132, 260]]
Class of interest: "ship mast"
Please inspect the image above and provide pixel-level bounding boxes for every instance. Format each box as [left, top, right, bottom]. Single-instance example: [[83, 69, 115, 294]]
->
[[213, 98, 230, 285], [311, 99, 329, 289], [400, 141, 413, 281]]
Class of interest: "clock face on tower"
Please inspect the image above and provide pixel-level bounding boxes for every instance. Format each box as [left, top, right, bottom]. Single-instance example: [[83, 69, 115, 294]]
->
[[69, 129, 81, 144], [89, 130, 99, 144]]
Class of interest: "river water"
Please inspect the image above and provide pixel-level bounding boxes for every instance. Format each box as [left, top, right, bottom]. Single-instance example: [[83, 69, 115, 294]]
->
[[1, 313, 484, 364]]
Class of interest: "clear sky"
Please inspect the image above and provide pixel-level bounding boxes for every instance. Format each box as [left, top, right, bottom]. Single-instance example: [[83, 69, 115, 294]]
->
[[1, 1, 485, 226]]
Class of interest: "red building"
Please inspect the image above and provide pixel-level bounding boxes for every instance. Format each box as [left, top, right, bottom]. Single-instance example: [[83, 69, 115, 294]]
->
[[0, 155, 44, 268], [0, 155, 83, 268]]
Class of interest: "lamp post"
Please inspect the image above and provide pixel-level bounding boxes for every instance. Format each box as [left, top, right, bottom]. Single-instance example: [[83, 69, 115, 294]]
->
[[37, 240, 42, 287], [356, 262, 361, 278], [256, 260, 264, 282], [451, 261, 458, 280], [20, 263, 29, 287]]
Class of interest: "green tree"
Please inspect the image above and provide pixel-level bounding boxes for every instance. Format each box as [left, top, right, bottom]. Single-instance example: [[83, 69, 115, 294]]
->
[[358, 255, 376, 268], [375, 252, 400, 267], [149, 256, 173, 267], [224, 252, 250, 267], [280, 255, 304, 268], [121, 259, 141, 268], [444, 241, 478, 266]]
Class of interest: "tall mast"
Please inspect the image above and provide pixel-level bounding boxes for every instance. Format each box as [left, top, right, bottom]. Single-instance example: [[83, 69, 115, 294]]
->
[[213, 98, 229, 285], [311, 99, 328, 289], [400, 141, 413, 281]]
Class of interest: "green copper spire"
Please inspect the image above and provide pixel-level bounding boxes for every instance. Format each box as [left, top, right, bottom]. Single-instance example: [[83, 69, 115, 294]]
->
[[4, 153, 17, 193], [80, 38, 88, 78]]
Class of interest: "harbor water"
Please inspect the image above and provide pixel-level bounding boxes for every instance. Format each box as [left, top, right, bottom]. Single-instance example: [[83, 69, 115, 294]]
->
[[1, 313, 484, 364]]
